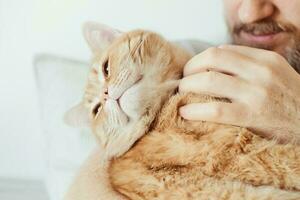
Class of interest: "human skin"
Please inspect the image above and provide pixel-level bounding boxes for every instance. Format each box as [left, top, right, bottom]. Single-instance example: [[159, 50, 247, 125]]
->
[[179, 0, 300, 144]]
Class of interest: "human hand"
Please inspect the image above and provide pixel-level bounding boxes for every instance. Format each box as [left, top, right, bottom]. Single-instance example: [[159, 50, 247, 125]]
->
[[179, 45, 300, 144]]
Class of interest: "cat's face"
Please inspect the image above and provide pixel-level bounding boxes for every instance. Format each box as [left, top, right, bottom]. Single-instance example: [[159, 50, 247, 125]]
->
[[65, 22, 190, 147], [91, 31, 150, 141]]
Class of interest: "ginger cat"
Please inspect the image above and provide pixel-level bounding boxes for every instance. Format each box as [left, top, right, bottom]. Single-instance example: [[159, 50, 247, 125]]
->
[[65, 22, 300, 200]]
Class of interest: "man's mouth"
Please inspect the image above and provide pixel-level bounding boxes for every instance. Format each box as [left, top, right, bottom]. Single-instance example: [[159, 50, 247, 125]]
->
[[233, 21, 294, 47], [238, 30, 287, 46]]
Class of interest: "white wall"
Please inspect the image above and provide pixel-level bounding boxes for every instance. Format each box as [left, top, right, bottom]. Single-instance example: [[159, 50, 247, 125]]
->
[[0, 0, 227, 180]]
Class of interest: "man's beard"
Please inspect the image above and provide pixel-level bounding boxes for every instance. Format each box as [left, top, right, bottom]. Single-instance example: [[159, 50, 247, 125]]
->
[[286, 40, 300, 74], [229, 20, 300, 74]]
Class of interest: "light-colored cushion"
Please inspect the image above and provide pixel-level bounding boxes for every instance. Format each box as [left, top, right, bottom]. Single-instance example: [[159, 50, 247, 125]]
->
[[34, 54, 96, 200]]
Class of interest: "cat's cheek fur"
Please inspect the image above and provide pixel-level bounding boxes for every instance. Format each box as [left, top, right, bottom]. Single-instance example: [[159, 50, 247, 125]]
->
[[104, 99, 128, 126], [108, 68, 142, 100], [119, 82, 144, 120]]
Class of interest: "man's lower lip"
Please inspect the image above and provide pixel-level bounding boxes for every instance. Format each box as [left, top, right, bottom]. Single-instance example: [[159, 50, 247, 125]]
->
[[239, 31, 283, 44]]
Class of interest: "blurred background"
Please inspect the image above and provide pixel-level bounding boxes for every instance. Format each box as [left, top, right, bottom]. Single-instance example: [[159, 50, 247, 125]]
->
[[0, 0, 227, 199]]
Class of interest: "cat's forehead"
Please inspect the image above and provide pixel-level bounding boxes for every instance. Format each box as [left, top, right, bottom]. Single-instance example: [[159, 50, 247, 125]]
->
[[94, 29, 171, 72], [107, 30, 146, 53], [90, 31, 149, 80]]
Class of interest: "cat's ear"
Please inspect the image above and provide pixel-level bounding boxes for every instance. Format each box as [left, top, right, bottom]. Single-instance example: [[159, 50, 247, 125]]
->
[[82, 21, 122, 54], [64, 103, 90, 128]]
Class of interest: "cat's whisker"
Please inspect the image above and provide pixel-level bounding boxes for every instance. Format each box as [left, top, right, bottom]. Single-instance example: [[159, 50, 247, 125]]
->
[[111, 70, 123, 88], [111, 108, 118, 124], [114, 68, 131, 86], [109, 69, 135, 100]]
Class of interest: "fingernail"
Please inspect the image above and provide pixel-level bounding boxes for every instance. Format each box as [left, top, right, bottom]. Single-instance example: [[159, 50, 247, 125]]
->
[[179, 106, 188, 117], [178, 79, 186, 93]]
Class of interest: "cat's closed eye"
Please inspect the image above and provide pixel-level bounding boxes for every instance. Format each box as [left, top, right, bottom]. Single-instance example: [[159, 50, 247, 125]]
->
[[102, 59, 109, 78], [92, 102, 102, 118]]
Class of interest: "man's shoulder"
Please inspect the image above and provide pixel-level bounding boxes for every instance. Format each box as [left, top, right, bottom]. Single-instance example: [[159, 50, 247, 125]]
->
[[175, 40, 212, 55]]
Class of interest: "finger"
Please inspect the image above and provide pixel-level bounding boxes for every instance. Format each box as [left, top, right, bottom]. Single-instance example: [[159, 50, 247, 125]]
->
[[183, 47, 260, 80], [179, 71, 255, 101], [179, 102, 249, 126], [219, 44, 282, 64]]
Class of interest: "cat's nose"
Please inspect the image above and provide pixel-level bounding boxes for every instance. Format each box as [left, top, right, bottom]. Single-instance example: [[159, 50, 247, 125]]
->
[[103, 88, 109, 101]]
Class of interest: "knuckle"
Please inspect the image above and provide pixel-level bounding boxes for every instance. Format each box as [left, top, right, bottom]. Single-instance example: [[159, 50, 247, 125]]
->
[[205, 47, 220, 59], [242, 85, 268, 110], [267, 51, 284, 63], [179, 78, 190, 92], [256, 87, 269, 103], [178, 81, 185, 92], [250, 87, 269, 111], [211, 104, 223, 119], [205, 71, 219, 83], [259, 66, 276, 83]]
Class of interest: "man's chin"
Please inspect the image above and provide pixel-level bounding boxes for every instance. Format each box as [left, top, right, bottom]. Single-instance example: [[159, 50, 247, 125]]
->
[[285, 44, 300, 74]]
